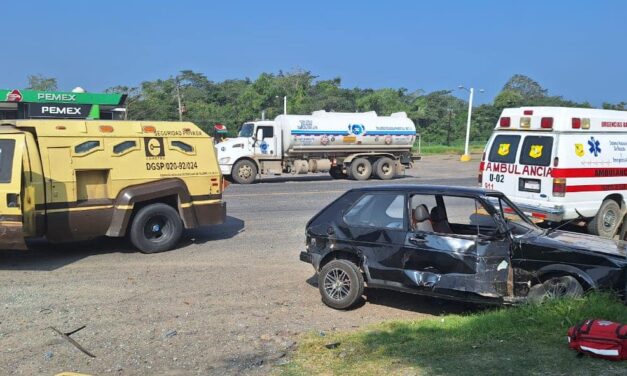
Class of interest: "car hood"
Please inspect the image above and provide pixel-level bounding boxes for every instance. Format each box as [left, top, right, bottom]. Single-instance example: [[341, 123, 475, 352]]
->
[[537, 230, 627, 258]]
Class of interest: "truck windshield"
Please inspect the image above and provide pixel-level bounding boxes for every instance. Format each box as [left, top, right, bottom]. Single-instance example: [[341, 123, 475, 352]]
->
[[238, 123, 254, 138], [0, 139, 15, 183]]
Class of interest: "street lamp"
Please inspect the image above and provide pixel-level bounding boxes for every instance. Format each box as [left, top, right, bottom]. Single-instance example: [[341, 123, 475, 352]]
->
[[275, 95, 287, 115], [458, 85, 484, 162]]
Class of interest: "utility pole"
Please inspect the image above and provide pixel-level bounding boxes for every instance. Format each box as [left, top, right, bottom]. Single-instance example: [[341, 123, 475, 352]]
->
[[283, 95, 287, 115], [175, 77, 183, 121], [446, 108, 453, 146]]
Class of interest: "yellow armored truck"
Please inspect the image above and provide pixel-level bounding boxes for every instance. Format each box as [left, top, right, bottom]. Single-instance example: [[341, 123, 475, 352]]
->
[[0, 119, 226, 253]]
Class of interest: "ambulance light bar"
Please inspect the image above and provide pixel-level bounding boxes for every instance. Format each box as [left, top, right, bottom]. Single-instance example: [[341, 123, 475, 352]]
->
[[541, 117, 553, 129], [499, 117, 511, 127]]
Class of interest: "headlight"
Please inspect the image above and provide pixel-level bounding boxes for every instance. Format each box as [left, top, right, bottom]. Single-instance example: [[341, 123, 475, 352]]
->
[[219, 157, 231, 164]]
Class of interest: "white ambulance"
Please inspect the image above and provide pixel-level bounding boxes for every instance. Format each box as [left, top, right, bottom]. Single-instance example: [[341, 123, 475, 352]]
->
[[480, 107, 627, 238]]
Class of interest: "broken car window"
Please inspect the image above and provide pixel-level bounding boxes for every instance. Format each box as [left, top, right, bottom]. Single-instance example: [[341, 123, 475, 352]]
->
[[441, 196, 498, 236], [343, 193, 406, 230], [489, 196, 538, 236]]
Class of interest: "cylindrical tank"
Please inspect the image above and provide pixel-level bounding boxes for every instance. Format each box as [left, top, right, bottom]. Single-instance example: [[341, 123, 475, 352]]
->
[[308, 159, 332, 172], [275, 111, 417, 156], [292, 160, 309, 174]]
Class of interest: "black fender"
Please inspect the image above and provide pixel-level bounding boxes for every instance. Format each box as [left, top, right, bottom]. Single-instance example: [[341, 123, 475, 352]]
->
[[535, 264, 597, 290]]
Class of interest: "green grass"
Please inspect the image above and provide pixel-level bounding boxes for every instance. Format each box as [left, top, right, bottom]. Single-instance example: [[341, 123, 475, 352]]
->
[[414, 142, 486, 155], [279, 294, 627, 376]]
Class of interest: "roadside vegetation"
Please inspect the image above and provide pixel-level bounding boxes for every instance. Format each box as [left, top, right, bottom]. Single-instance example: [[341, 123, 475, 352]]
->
[[279, 293, 627, 375], [26, 73, 626, 150], [417, 141, 486, 155]]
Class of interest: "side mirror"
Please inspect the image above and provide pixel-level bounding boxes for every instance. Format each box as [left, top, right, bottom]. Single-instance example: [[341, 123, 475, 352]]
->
[[256, 129, 263, 141]]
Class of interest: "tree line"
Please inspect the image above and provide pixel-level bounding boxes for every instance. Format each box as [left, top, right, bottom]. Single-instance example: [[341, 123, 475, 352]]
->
[[25, 72, 626, 144]]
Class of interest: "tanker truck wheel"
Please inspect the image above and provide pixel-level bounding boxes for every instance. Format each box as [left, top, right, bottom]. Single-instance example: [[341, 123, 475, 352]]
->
[[350, 158, 372, 181], [374, 157, 395, 180], [232, 159, 258, 184], [329, 166, 347, 179]]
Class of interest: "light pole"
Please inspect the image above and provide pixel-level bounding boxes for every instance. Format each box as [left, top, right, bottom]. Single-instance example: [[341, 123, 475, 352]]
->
[[275, 95, 287, 115], [458, 85, 484, 162]]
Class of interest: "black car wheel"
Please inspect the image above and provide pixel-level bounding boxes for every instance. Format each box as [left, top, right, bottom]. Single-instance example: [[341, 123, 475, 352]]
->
[[588, 199, 622, 238], [130, 203, 183, 253], [329, 166, 347, 179], [318, 259, 364, 310], [232, 159, 258, 184], [374, 157, 395, 180], [349, 158, 372, 181], [527, 276, 584, 304]]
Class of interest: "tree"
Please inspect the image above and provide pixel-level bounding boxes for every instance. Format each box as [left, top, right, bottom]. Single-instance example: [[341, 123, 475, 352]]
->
[[26, 74, 58, 91], [502, 74, 547, 99], [493, 90, 523, 109]]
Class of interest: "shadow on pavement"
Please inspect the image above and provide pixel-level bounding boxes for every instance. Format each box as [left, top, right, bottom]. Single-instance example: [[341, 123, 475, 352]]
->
[[0, 215, 245, 271]]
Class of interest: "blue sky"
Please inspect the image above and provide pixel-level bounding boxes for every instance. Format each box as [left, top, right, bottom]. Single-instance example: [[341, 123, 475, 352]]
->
[[2, 0, 625, 105]]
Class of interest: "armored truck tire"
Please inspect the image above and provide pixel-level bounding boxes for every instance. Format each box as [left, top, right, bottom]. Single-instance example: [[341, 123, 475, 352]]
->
[[318, 259, 364, 310], [374, 157, 395, 180], [350, 158, 372, 181], [130, 203, 184, 253], [232, 159, 258, 184], [587, 199, 622, 238], [329, 166, 347, 179]]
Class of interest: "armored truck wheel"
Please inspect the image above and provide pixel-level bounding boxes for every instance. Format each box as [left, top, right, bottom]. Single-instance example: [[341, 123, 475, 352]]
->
[[349, 158, 372, 181], [588, 199, 622, 238], [318, 259, 364, 310], [374, 157, 395, 180], [232, 159, 258, 184], [130, 203, 183, 253]]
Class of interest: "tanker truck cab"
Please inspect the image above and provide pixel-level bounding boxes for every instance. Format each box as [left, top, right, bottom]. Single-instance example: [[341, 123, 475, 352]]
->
[[0, 119, 227, 253], [217, 111, 420, 184], [480, 107, 627, 238], [217, 120, 281, 184]]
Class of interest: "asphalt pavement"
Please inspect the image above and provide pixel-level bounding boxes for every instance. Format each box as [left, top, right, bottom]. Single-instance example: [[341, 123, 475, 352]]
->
[[0, 155, 480, 375]]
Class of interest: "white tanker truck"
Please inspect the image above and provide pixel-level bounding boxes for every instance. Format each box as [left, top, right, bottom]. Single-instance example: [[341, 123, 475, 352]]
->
[[216, 110, 421, 184]]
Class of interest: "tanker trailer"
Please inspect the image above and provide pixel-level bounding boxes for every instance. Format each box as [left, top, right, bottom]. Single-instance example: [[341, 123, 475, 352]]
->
[[216, 110, 421, 184]]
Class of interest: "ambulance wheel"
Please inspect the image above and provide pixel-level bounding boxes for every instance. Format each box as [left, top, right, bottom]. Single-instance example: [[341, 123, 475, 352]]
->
[[349, 158, 372, 181], [587, 199, 622, 238], [527, 276, 583, 304], [130, 203, 183, 253], [374, 157, 395, 180], [318, 259, 364, 310], [232, 159, 258, 184], [329, 166, 347, 179]]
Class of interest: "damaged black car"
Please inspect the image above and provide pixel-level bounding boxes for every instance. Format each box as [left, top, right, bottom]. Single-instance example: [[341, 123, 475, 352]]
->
[[300, 186, 627, 309]]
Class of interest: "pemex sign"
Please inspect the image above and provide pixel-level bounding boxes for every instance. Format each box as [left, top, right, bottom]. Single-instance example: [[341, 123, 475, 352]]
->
[[0, 89, 125, 105]]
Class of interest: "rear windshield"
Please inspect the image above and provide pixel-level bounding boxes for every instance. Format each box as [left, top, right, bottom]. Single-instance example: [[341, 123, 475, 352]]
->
[[488, 135, 520, 163], [519, 136, 553, 166]]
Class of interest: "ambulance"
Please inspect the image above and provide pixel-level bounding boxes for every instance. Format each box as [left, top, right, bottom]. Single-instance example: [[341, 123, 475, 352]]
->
[[480, 107, 627, 238]]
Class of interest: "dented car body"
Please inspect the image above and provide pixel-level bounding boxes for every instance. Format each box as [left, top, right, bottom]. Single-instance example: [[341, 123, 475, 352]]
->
[[300, 186, 627, 307]]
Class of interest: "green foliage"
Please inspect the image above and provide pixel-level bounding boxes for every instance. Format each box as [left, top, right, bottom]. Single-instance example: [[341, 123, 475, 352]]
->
[[281, 293, 627, 375], [89, 71, 624, 143], [26, 74, 58, 91]]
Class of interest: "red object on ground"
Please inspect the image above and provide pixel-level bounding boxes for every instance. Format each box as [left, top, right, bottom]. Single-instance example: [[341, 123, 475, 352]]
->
[[567, 319, 627, 360]]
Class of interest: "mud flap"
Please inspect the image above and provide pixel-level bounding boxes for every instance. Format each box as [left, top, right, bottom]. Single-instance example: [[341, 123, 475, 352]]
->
[[0, 218, 27, 250]]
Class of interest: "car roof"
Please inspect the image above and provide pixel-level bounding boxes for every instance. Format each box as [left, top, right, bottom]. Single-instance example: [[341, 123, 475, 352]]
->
[[350, 185, 503, 197]]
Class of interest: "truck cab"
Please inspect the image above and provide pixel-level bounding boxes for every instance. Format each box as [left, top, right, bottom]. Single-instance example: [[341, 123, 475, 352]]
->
[[217, 120, 282, 184]]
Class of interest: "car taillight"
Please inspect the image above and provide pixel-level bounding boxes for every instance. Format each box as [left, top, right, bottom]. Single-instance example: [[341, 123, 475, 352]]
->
[[500, 117, 511, 127], [478, 171, 483, 185], [541, 117, 553, 129], [553, 178, 566, 197], [572, 118, 581, 129], [523, 110, 533, 115]]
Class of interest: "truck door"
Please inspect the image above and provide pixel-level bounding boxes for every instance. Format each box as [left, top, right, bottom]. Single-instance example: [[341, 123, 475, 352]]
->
[[254, 126, 278, 158], [0, 134, 27, 249]]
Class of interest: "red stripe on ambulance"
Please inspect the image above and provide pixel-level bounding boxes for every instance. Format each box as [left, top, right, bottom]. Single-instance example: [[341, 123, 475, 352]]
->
[[552, 168, 627, 178], [566, 183, 627, 193]]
